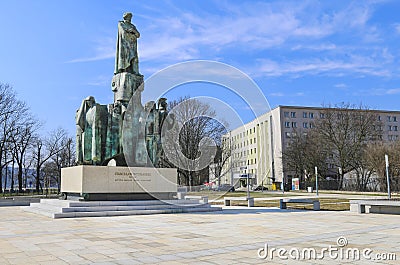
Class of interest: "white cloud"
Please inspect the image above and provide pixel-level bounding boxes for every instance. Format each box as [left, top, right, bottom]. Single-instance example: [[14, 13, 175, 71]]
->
[[87, 75, 110, 87], [369, 88, 400, 96], [66, 37, 115, 63], [270, 92, 284, 97], [386, 88, 400, 95], [66, 0, 392, 81], [255, 54, 391, 78], [335, 83, 347, 89], [291, 44, 337, 51], [269, 91, 305, 97], [394, 23, 400, 34]]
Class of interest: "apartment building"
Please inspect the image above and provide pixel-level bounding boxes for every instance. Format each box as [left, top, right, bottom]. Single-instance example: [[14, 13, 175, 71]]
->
[[219, 105, 400, 189]]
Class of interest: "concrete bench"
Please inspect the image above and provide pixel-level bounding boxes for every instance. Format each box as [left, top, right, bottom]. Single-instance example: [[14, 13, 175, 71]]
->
[[184, 195, 208, 204], [177, 187, 188, 200], [350, 200, 400, 214], [224, 197, 254, 207], [280, 198, 320, 211]]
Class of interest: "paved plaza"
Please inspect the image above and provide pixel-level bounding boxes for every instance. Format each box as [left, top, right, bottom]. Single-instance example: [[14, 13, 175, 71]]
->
[[0, 206, 399, 264]]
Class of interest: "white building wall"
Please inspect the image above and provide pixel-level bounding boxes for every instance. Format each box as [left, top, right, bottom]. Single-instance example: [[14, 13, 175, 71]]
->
[[224, 105, 400, 189]]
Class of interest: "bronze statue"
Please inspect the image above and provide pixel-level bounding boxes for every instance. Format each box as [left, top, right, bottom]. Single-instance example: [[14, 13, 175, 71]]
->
[[76, 12, 173, 168], [114, 12, 140, 75]]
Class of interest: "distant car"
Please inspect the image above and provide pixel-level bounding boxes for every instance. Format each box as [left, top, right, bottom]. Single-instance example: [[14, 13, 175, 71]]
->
[[253, 186, 268, 191], [218, 184, 235, 192]]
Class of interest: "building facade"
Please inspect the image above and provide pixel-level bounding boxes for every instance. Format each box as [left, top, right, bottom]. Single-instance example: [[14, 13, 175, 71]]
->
[[218, 105, 400, 190]]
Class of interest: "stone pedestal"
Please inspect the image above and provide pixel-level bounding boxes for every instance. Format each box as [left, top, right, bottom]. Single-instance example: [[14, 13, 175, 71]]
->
[[61, 165, 177, 200]]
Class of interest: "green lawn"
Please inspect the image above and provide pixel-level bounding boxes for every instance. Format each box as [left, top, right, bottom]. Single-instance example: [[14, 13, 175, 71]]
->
[[208, 197, 350, 211]]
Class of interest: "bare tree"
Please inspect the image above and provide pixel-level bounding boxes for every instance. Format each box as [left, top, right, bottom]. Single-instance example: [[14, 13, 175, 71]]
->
[[22, 151, 34, 189], [0, 83, 29, 191], [162, 97, 227, 188], [48, 136, 75, 192], [209, 139, 231, 187], [365, 140, 400, 192], [32, 128, 68, 193], [282, 129, 328, 188], [11, 119, 39, 192], [313, 103, 381, 190]]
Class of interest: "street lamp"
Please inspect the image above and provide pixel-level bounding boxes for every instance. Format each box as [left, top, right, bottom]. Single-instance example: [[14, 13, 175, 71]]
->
[[385, 154, 391, 200], [240, 166, 249, 198], [315, 166, 319, 196]]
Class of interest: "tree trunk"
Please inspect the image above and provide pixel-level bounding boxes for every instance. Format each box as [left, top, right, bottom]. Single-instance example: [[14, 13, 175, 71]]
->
[[36, 166, 41, 193], [0, 167, 2, 193], [17, 164, 23, 193], [57, 175, 61, 193], [338, 172, 344, 190], [0, 150, 3, 192], [10, 161, 14, 192], [4, 166, 8, 194]]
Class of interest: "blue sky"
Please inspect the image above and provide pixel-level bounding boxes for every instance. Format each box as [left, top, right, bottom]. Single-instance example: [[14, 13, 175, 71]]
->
[[0, 0, 399, 135]]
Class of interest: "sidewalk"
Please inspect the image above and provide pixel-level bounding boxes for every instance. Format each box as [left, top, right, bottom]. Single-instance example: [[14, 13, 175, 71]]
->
[[0, 206, 398, 264]]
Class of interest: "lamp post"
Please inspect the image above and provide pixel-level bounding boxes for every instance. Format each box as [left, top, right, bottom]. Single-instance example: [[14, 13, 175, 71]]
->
[[385, 154, 391, 200], [315, 166, 319, 196], [246, 168, 250, 199], [229, 132, 234, 187], [240, 166, 249, 198]]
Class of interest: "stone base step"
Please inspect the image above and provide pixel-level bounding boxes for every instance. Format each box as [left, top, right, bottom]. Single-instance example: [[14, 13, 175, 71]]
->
[[21, 199, 221, 218]]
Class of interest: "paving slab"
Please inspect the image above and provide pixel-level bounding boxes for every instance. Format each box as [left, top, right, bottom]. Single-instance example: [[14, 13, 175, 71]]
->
[[0, 206, 398, 264]]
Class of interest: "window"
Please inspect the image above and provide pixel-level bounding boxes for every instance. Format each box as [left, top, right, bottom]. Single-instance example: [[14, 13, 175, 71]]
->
[[303, 122, 308, 128], [303, 112, 308, 118], [254, 138, 256, 143], [284, 112, 289, 118], [309, 112, 314, 119], [291, 112, 296, 118], [394, 116, 397, 122], [254, 158, 256, 164], [284, 121, 290, 128], [387, 116, 392, 122], [388, 125, 392, 131], [250, 139, 252, 144], [320, 113, 325, 119], [254, 148, 256, 153], [250, 149, 252, 154], [292, 122, 297, 128], [378, 116, 381, 121], [394, 126, 398, 131], [309, 122, 314, 129]]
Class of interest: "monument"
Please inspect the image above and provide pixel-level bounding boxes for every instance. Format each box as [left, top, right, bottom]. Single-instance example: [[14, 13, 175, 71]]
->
[[61, 12, 177, 200]]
